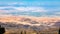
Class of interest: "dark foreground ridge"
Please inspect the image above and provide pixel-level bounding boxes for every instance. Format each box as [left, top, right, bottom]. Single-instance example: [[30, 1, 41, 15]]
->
[[59, 29, 60, 34], [0, 25, 5, 34]]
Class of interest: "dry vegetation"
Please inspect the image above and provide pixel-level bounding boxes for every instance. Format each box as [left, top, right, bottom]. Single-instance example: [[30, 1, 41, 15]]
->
[[0, 15, 59, 34], [4, 27, 59, 34]]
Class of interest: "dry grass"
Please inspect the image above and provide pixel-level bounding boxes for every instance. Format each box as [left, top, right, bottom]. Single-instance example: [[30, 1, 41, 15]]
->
[[4, 28, 59, 34]]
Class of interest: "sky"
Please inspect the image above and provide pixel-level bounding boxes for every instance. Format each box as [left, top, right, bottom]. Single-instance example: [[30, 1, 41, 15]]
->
[[0, 0, 60, 17]]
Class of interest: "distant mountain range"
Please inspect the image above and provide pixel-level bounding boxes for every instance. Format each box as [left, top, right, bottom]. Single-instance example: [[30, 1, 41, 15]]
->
[[0, 15, 60, 31]]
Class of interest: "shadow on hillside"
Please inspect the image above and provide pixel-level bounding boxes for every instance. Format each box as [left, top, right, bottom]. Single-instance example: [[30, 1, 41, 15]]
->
[[0, 25, 5, 34]]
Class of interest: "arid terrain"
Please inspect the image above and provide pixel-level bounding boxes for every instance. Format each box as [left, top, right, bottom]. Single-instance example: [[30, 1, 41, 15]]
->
[[0, 15, 60, 34], [0, 15, 60, 25]]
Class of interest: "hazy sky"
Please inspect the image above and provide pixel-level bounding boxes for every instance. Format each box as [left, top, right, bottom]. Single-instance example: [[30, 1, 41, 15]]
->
[[0, 0, 60, 17]]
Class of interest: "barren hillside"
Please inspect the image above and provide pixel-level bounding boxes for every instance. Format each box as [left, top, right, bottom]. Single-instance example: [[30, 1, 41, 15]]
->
[[0, 15, 60, 26]]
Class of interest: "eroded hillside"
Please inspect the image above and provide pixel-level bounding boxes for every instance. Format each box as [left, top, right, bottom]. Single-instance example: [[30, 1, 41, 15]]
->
[[0, 15, 60, 26]]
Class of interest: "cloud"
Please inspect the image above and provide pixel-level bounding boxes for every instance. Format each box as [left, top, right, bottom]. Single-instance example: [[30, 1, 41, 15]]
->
[[53, 12, 60, 16], [0, 6, 60, 17], [0, 6, 48, 17], [14, 7, 47, 12], [0, 6, 47, 12]]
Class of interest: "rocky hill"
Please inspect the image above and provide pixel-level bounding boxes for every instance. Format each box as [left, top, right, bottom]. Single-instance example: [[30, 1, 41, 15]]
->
[[0, 15, 60, 31]]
